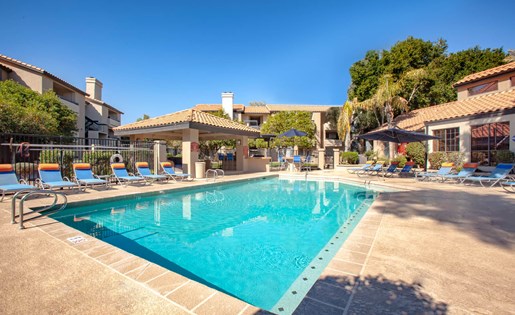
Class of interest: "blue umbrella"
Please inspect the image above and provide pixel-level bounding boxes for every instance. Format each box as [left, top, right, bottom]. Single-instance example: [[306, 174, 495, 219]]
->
[[278, 128, 307, 138], [357, 127, 440, 143], [512, 135, 515, 142]]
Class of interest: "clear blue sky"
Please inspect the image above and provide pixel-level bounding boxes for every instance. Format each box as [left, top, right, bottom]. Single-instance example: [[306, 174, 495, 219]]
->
[[2, 0, 514, 123]]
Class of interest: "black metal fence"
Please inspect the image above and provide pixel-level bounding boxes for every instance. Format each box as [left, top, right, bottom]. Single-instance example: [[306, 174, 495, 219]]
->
[[0, 133, 155, 184]]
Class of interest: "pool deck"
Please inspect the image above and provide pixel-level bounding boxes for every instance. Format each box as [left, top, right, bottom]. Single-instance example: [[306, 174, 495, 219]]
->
[[0, 170, 514, 314]]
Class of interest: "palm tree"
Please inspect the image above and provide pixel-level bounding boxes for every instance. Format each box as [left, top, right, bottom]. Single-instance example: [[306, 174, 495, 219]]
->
[[337, 100, 354, 151]]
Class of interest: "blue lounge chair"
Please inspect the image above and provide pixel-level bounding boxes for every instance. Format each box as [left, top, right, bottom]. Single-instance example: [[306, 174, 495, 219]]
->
[[441, 163, 478, 183], [416, 163, 454, 181], [0, 164, 37, 201], [160, 162, 190, 181], [111, 163, 146, 186], [461, 163, 514, 187], [381, 161, 400, 177], [500, 180, 515, 192], [293, 155, 302, 171], [348, 161, 375, 174], [73, 163, 109, 190], [136, 162, 168, 183], [398, 161, 416, 177], [37, 163, 79, 190], [358, 161, 384, 177]]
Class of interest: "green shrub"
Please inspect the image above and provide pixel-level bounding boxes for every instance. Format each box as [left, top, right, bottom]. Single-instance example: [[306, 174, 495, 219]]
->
[[340, 152, 359, 164], [391, 155, 407, 168], [365, 150, 377, 160], [82, 151, 114, 175], [428, 152, 446, 169], [406, 142, 426, 168], [495, 150, 515, 163], [428, 151, 466, 169]]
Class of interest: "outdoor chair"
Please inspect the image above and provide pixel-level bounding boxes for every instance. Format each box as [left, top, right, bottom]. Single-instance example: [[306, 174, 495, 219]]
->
[[72, 163, 109, 190], [381, 161, 400, 177], [37, 163, 80, 191], [416, 163, 454, 181], [110, 163, 146, 186], [461, 163, 514, 187], [135, 162, 168, 183], [500, 180, 515, 192], [358, 161, 384, 177], [160, 162, 191, 181], [398, 161, 416, 177], [0, 164, 37, 202], [293, 155, 302, 171], [348, 161, 375, 174], [441, 163, 478, 183]]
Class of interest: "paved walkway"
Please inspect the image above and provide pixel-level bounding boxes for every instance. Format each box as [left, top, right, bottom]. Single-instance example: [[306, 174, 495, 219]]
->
[[0, 171, 514, 314]]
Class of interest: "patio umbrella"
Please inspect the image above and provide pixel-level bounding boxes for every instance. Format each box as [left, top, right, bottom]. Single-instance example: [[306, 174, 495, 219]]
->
[[357, 127, 440, 143], [357, 127, 440, 171], [278, 128, 307, 138]]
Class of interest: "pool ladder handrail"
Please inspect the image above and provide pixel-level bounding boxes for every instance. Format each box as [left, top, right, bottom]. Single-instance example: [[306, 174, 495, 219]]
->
[[11, 189, 68, 229], [205, 169, 224, 182]]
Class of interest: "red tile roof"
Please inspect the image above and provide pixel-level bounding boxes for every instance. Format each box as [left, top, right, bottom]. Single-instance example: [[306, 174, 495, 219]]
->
[[453, 62, 515, 87], [114, 109, 260, 134], [380, 88, 515, 131]]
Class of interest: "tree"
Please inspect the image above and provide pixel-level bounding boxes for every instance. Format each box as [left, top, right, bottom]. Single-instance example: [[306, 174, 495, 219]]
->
[[136, 114, 150, 122], [347, 37, 507, 135], [337, 101, 354, 151], [248, 101, 266, 106], [0, 80, 77, 136], [260, 111, 315, 148]]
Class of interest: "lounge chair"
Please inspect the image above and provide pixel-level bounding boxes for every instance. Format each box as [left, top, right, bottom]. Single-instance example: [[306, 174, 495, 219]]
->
[[441, 163, 478, 183], [398, 161, 416, 177], [348, 161, 375, 174], [135, 162, 168, 183], [461, 163, 514, 187], [416, 163, 454, 181], [0, 164, 37, 201], [293, 155, 302, 171], [358, 161, 384, 177], [110, 163, 146, 186], [381, 161, 400, 177], [160, 162, 191, 181], [37, 163, 80, 190], [500, 180, 515, 192], [73, 163, 109, 190]]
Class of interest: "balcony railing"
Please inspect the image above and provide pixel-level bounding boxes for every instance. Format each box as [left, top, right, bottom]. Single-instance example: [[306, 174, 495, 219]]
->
[[324, 139, 343, 147], [58, 96, 79, 113], [108, 118, 120, 127]]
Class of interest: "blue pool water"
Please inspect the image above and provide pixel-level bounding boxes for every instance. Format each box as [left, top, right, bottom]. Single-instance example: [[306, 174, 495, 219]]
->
[[50, 177, 377, 311]]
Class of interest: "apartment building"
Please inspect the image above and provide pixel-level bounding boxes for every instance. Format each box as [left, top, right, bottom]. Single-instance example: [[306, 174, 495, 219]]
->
[[194, 92, 341, 152], [0, 54, 123, 139]]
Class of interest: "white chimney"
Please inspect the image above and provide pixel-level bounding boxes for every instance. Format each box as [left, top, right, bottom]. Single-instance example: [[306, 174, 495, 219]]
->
[[86, 77, 103, 100], [221, 92, 234, 120]]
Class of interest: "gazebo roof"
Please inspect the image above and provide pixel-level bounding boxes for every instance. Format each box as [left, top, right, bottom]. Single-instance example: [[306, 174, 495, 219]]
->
[[114, 109, 260, 139]]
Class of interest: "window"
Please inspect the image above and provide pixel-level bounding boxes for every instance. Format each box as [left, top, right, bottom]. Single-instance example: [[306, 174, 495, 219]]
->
[[325, 130, 339, 139], [433, 127, 459, 152], [471, 122, 510, 166], [468, 81, 498, 96]]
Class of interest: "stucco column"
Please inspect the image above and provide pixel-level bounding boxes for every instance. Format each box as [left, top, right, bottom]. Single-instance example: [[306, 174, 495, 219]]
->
[[182, 129, 199, 178], [153, 140, 167, 174], [318, 149, 325, 170], [333, 148, 340, 169], [313, 112, 325, 150], [236, 136, 249, 172]]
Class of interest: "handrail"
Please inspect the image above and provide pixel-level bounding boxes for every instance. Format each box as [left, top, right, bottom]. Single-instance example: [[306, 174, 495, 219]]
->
[[205, 169, 218, 181], [11, 190, 68, 229]]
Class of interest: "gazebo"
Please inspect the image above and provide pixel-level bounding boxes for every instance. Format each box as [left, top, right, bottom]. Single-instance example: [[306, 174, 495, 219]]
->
[[113, 109, 261, 177]]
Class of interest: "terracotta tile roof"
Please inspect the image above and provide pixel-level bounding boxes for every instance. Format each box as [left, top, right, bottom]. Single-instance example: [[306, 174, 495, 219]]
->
[[114, 109, 260, 134], [0, 53, 87, 95], [453, 62, 515, 87], [244, 106, 270, 114], [267, 104, 335, 112], [194, 104, 245, 111], [380, 88, 515, 131]]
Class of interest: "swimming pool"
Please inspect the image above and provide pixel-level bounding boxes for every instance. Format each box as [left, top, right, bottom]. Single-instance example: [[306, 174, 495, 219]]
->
[[50, 177, 378, 312]]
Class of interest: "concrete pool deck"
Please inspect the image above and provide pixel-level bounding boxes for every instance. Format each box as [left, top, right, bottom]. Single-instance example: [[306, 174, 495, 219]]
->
[[0, 170, 514, 314]]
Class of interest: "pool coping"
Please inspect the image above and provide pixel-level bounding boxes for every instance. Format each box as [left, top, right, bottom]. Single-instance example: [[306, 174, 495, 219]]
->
[[17, 173, 392, 315]]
